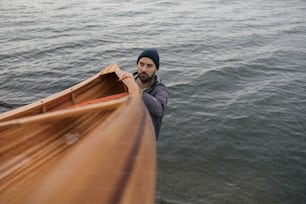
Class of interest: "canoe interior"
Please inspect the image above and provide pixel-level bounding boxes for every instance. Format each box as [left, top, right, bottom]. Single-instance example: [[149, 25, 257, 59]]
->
[[0, 72, 128, 122]]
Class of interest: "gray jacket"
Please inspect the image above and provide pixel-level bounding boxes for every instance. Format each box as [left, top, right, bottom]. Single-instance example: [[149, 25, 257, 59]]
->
[[135, 74, 168, 139]]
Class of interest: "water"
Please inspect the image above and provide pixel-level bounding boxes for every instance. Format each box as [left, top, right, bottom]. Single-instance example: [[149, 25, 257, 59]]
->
[[1, 0, 306, 203]]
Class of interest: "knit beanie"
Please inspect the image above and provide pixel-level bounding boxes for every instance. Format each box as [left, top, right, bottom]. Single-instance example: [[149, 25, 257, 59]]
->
[[137, 49, 160, 70]]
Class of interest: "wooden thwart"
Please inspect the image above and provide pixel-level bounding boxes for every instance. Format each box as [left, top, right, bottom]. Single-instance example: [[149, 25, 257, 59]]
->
[[65, 92, 129, 109]]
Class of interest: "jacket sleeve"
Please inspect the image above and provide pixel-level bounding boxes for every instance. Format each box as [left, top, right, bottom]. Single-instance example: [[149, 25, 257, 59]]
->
[[142, 84, 168, 117]]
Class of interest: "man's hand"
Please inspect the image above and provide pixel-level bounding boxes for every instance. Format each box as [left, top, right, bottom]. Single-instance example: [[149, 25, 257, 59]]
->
[[118, 71, 141, 94], [119, 71, 134, 81]]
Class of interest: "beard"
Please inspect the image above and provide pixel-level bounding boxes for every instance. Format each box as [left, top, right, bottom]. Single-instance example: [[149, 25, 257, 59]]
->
[[138, 72, 155, 83]]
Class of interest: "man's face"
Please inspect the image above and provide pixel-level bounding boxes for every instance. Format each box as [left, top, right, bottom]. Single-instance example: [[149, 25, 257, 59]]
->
[[137, 57, 157, 83]]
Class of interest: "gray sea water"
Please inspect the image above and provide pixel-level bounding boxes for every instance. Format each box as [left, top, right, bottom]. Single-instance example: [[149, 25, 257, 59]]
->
[[1, 0, 306, 203]]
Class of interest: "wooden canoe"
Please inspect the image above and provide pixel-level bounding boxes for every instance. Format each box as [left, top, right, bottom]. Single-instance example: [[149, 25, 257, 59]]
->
[[0, 64, 156, 204]]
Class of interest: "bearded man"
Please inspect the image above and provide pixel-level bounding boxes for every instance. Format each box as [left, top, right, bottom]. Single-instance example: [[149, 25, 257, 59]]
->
[[120, 49, 168, 139]]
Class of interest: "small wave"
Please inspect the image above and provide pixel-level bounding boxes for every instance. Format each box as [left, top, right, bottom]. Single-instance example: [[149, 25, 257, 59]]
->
[[0, 101, 23, 110], [156, 197, 191, 204], [0, 101, 14, 109]]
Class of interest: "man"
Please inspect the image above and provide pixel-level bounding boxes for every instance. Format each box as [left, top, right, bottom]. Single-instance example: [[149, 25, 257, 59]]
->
[[120, 49, 168, 139]]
